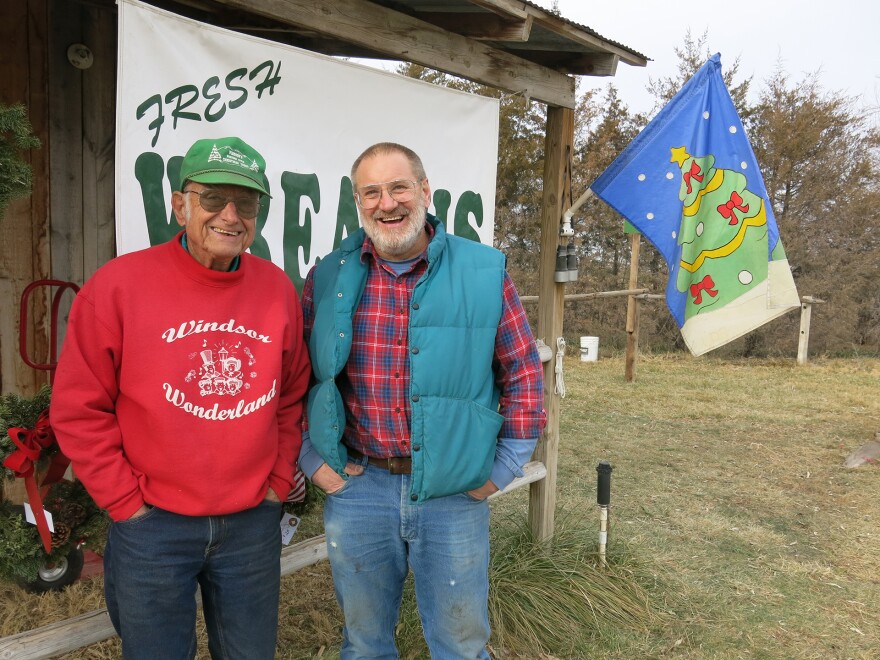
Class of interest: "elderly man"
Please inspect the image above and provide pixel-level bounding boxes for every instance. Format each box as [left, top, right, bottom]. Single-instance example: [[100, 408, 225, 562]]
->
[[51, 136, 311, 659], [299, 142, 546, 658]]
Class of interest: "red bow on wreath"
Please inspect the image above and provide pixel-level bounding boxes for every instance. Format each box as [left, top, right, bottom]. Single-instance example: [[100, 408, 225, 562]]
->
[[3, 409, 71, 554]]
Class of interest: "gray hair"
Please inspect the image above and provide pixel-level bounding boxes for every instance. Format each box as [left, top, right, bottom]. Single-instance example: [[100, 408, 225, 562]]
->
[[350, 142, 426, 188]]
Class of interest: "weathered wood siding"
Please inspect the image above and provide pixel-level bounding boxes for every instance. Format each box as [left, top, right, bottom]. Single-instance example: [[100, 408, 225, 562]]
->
[[0, 0, 117, 395]]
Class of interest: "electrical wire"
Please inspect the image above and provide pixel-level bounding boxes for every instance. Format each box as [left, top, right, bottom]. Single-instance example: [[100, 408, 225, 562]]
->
[[554, 336, 566, 398]]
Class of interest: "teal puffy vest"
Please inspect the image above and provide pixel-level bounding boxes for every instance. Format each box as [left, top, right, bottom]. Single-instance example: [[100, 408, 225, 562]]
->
[[307, 216, 506, 502]]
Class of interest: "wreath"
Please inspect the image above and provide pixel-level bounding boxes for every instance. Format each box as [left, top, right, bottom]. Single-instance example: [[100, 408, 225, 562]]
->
[[0, 386, 108, 584]]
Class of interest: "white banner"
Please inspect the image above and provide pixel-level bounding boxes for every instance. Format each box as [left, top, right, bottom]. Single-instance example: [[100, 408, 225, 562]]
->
[[116, 0, 499, 290]]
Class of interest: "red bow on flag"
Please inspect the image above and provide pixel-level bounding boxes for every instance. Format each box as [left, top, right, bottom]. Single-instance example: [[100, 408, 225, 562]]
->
[[689, 274, 719, 305], [683, 161, 704, 194], [3, 409, 71, 554], [717, 191, 749, 225]]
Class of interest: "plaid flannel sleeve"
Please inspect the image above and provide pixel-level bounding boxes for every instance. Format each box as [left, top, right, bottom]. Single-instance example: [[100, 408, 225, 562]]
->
[[490, 272, 546, 489]]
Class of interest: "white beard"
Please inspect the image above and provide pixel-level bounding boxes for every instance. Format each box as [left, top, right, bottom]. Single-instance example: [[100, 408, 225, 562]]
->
[[361, 199, 427, 259]]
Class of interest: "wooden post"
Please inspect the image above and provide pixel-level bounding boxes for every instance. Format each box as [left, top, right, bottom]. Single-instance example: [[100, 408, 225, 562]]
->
[[797, 295, 825, 365], [624, 233, 641, 382], [529, 104, 574, 543]]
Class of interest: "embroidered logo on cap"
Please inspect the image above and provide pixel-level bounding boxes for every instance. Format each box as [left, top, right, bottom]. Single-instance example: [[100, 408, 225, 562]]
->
[[207, 144, 260, 173]]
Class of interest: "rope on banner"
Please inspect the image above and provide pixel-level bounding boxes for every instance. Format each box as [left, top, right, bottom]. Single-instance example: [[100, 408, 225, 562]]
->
[[498, 89, 531, 104], [554, 336, 566, 398]]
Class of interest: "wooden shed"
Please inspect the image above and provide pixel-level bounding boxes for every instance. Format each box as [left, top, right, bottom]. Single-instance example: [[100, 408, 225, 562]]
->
[[1, 0, 647, 539]]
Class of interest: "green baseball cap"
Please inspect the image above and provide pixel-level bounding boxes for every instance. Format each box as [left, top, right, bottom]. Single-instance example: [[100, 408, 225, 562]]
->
[[179, 137, 271, 196]]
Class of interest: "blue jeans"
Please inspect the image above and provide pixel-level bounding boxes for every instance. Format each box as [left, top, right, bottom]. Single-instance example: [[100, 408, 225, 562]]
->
[[103, 501, 282, 659], [324, 464, 491, 659]]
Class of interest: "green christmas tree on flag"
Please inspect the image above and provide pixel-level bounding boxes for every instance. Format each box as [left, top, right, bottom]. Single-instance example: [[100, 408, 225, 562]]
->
[[672, 146, 789, 321]]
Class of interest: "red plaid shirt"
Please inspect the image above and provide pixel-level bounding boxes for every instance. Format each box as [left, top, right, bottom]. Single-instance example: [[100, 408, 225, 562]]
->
[[302, 227, 545, 459]]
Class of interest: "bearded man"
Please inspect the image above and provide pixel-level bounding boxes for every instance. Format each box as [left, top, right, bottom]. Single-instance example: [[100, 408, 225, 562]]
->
[[298, 142, 546, 658]]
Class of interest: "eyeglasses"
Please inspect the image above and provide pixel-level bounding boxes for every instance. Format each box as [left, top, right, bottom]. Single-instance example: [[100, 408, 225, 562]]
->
[[183, 189, 261, 219], [355, 179, 420, 210]]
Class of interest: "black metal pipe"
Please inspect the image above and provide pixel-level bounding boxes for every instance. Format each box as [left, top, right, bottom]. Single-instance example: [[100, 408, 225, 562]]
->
[[596, 460, 612, 506]]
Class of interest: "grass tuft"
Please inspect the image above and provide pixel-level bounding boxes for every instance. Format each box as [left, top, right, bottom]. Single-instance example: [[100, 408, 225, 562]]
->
[[487, 511, 660, 657]]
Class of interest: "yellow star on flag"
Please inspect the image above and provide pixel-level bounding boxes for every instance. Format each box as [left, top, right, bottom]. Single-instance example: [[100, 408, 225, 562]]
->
[[670, 146, 690, 167]]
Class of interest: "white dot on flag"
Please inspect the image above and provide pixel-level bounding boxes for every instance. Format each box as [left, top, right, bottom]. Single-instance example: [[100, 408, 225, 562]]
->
[[741, 161, 748, 169], [646, 212, 654, 220], [671, 231, 677, 239], [729, 125, 737, 134], [638, 174, 646, 181], [666, 172, 674, 179], [696, 222, 704, 237], [703, 111, 710, 119], [739, 270, 753, 285]]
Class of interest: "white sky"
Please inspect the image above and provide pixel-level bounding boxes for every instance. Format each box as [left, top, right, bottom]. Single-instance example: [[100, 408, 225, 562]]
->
[[531, 0, 880, 117]]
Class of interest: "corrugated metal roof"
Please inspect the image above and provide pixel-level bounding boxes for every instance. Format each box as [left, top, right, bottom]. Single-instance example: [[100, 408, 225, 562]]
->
[[368, 0, 650, 74], [518, 0, 649, 61]]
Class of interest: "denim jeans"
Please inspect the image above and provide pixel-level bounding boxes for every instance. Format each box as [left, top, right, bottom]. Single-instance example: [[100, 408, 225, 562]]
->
[[103, 501, 282, 659], [324, 464, 491, 659]]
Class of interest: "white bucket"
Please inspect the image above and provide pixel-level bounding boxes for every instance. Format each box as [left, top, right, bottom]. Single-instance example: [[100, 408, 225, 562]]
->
[[580, 336, 599, 362]]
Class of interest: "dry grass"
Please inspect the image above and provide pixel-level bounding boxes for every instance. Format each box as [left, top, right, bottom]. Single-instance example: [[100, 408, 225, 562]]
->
[[553, 354, 880, 658], [2, 355, 879, 658]]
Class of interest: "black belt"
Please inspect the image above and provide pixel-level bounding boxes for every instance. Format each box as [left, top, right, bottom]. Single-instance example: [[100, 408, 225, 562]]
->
[[347, 447, 412, 475]]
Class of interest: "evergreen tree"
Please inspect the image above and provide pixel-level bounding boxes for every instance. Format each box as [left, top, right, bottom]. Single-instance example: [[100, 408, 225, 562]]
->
[[747, 68, 880, 351], [644, 30, 751, 119], [0, 103, 41, 218]]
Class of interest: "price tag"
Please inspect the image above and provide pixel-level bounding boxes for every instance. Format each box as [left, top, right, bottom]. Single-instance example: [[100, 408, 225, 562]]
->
[[280, 512, 300, 546], [23, 503, 55, 532]]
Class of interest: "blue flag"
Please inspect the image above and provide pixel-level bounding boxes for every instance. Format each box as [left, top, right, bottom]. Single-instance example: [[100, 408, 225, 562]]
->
[[591, 54, 799, 355]]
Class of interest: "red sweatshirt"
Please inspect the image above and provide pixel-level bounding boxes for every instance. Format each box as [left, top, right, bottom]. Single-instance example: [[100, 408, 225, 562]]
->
[[51, 234, 311, 521]]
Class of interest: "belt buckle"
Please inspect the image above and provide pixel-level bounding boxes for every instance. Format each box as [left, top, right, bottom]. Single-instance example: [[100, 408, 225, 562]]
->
[[387, 457, 407, 474]]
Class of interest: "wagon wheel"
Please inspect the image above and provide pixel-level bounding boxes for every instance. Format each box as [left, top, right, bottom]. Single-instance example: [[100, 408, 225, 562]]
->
[[19, 546, 85, 593]]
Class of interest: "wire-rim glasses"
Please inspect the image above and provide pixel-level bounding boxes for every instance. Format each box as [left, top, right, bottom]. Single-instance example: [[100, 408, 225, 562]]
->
[[355, 179, 420, 210]]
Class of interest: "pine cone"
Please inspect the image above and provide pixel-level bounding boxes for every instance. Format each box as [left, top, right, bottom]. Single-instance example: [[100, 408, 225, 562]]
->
[[59, 501, 87, 527], [51, 522, 71, 549]]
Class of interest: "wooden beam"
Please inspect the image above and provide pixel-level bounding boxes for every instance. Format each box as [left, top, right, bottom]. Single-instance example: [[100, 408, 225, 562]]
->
[[489, 460, 546, 500], [48, 0, 85, 286], [529, 12, 648, 67], [82, 2, 118, 276], [796, 300, 812, 365], [467, 0, 649, 68], [0, 609, 115, 660], [796, 296, 825, 366], [624, 234, 641, 382], [278, 533, 328, 574], [418, 12, 532, 42], [508, 51, 619, 77], [529, 105, 574, 542], [467, 0, 530, 20], [520, 288, 648, 303], [211, 0, 576, 107]]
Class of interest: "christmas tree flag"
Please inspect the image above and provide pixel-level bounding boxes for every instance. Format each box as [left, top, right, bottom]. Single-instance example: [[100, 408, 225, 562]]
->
[[590, 54, 799, 356]]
